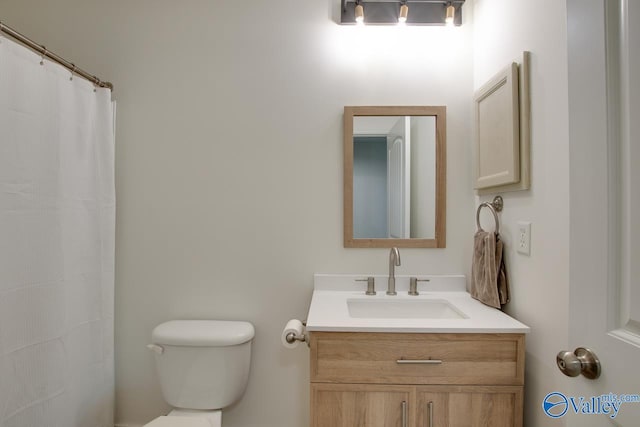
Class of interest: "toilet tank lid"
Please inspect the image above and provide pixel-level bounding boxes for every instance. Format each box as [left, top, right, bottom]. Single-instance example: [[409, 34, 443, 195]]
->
[[152, 320, 255, 347]]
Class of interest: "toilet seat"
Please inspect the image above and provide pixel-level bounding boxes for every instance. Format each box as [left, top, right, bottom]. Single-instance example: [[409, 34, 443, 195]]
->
[[144, 415, 213, 427]]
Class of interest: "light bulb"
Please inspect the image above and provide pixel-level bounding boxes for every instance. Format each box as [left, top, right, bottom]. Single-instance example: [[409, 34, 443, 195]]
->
[[398, 4, 409, 24], [445, 4, 455, 26], [355, 4, 364, 25]]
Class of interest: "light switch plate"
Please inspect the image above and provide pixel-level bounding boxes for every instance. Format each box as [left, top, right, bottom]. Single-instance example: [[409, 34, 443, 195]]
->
[[517, 221, 531, 255]]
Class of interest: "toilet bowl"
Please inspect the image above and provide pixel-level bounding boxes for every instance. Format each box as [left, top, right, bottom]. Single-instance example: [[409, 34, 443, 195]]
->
[[143, 320, 255, 427]]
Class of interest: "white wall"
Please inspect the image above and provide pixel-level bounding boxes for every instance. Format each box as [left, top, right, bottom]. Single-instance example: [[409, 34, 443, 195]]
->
[[0, 1, 474, 426], [472, 0, 571, 426], [410, 117, 436, 238]]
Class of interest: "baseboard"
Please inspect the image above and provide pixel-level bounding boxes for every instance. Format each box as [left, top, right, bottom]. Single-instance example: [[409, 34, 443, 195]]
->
[[115, 423, 143, 427]]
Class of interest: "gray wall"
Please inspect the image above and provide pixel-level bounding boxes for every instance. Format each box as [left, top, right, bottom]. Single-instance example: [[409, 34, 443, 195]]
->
[[353, 136, 388, 239], [0, 1, 474, 426]]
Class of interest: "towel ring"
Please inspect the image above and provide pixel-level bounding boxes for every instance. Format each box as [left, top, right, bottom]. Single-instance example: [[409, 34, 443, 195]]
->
[[476, 196, 503, 234]]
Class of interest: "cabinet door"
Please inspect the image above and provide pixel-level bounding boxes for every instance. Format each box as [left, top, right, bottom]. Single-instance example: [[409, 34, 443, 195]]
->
[[416, 386, 523, 427], [311, 384, 412, 427]]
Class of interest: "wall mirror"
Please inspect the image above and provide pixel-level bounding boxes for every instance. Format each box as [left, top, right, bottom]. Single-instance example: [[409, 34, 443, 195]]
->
[[344, 106, 446, 248]]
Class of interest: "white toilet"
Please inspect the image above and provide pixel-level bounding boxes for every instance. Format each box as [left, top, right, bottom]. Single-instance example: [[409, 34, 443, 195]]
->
[[144, 320, 255, 427]]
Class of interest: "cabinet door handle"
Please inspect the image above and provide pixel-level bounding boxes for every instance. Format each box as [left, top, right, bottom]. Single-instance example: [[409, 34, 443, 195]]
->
[[402, 401, 407, 427], [426, 401, 434, 427], [396, 358, 442, 365]]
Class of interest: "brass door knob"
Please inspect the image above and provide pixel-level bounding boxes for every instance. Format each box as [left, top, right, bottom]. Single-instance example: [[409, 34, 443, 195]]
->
[[556, 347, 601, 379]]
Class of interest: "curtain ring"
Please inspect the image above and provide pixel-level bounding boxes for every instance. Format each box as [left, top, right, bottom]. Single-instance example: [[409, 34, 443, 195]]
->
[[94, 78, 100, 92], [40, 46, 47, 65], [70, 64, 76, 81]]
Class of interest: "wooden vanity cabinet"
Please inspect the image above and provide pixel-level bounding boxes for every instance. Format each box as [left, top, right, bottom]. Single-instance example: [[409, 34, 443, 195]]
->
[[310, 332, 525, 427]]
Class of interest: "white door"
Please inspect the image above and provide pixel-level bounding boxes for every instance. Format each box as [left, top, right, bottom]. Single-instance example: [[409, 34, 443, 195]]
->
[[563, 0, 640, 425], [387, 117, 411, 238], [387, 136, 406, 238]]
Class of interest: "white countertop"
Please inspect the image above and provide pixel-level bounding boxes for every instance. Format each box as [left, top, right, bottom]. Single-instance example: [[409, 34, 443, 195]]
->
[[306, 274, 530, 334]]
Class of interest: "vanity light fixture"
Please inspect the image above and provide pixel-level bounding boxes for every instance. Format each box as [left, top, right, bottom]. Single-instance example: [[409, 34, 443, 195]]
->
[[355, 1, 364, 25], [445, 2, 455, 26], [340, 1, 465, 26], [398, 2, 409, 24]]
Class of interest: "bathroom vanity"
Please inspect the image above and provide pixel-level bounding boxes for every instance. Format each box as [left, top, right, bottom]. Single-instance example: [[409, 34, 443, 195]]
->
[[306, 275, 529, 427]]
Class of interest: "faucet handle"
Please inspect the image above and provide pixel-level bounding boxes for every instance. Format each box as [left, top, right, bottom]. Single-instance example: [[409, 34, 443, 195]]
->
[[356, 277, 376, 295], [409, 277, 431, 296]]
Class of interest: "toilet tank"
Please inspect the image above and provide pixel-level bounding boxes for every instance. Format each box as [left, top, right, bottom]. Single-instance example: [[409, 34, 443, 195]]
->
[[150, 320, 255, 410]]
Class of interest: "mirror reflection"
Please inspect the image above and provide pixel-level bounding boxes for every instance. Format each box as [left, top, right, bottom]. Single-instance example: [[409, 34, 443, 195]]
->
[[353, 116, 436, 239], [344, 107, 446, 248]]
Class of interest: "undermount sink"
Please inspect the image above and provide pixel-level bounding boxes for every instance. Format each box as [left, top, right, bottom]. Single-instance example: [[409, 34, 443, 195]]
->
[[347, 298, 468, 319]]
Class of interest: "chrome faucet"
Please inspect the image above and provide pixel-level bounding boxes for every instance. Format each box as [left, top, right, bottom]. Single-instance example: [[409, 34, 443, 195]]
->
[[387, 247, 401, 295]]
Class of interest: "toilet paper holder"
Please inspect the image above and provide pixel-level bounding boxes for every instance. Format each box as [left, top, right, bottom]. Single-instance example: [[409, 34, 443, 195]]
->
[[284, 321, 308, 346], [285, 331, 307, 344]]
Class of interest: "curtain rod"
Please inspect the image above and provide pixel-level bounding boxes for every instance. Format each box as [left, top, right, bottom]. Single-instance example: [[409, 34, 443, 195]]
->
[[0, 20, 113, 91]]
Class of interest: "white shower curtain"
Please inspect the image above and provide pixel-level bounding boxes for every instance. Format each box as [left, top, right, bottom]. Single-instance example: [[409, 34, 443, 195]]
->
[[0, 36, 115, 427]]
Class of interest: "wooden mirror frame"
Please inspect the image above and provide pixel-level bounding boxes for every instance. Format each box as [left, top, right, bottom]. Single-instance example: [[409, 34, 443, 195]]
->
[[344, 106, 446, 248]]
